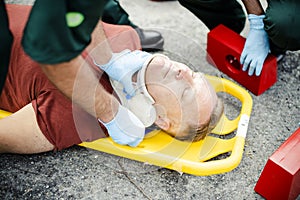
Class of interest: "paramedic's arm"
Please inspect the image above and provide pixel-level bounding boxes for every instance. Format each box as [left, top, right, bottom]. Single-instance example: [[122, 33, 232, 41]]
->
[[41, 22, 144, 147], [41, 20, 116, 122], [41, 55, 118, 123], [240, 0, 269, 76], [241, 0, 264, 15]]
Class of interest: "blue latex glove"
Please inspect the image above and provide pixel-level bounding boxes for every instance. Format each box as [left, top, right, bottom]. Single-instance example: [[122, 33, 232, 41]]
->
[[240, 14, 270, 76], [95, 49, 151, 98], [99, 104, 145, 147]]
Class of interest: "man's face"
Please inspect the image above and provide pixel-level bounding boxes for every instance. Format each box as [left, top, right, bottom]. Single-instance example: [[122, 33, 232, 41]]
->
[[145, 56, 218, 138]]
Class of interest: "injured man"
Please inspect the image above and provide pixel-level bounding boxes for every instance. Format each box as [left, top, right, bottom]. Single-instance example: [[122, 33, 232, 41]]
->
[[0, 47, 223, 154], [0, 5, 223, 154]]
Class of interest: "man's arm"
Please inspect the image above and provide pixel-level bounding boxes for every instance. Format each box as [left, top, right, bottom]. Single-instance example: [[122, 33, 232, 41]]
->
[[0, 104, 55, 154]]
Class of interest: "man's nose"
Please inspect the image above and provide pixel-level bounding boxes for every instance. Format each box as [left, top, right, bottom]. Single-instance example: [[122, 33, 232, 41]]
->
[[179, 69, 193, 84]]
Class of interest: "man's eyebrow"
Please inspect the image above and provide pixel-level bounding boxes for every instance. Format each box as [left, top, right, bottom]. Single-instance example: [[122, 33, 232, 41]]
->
[[146, 57, 156, 67]]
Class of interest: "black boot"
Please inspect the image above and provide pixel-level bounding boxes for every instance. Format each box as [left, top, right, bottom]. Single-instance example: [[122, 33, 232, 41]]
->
[[134, 27, 164, 51]]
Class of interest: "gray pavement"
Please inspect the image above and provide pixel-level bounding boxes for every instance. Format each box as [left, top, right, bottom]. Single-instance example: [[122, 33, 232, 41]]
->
[[1, 0, 300, 199]]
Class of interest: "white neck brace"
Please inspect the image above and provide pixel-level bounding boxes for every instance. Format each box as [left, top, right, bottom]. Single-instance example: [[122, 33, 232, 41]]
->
[[109, 54, 164, 127]]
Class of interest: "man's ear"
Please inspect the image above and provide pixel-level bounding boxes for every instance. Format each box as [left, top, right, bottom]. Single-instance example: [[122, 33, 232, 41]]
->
[[153, 103, 170, 130], [155, 116, 170, 130]]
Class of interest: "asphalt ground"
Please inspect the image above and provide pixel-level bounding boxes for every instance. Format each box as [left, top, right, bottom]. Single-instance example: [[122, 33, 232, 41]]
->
[[1, 0, 300, 199]]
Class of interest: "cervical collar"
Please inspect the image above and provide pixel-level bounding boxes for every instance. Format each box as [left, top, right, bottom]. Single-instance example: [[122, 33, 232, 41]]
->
[[110, 54, 164, 127]]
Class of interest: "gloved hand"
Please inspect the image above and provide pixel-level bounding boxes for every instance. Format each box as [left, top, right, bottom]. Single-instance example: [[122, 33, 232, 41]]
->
[[240, 14, 270, 76], [99, 104, 145, 147], [95, 49, 151, 98]]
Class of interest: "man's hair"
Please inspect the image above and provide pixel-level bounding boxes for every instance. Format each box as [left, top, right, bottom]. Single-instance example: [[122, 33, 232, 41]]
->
[[175, 98, 224, 142]]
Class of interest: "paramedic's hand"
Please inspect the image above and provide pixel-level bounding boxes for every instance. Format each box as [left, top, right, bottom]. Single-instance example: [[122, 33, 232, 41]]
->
[[96, 49, 151, 97], [240, 14, 270, 76], [99, 105, 145, 147]]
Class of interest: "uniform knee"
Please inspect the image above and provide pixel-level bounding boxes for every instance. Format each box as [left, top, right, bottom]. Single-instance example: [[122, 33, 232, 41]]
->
[[264, 3, 300, 51], [264, 14, 288, 47]]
